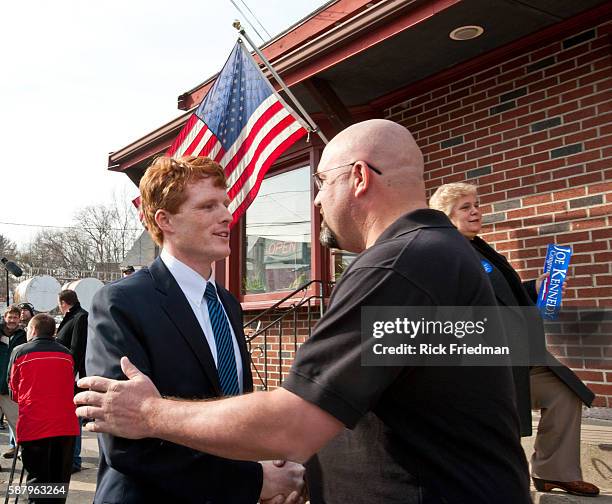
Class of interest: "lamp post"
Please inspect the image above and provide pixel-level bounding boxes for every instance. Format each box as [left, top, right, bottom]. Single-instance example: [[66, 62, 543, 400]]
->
[[1, 258, 23, 308]]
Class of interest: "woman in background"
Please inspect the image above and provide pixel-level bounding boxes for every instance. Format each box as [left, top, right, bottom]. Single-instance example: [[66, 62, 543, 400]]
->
[[430, 182, 598, 498]]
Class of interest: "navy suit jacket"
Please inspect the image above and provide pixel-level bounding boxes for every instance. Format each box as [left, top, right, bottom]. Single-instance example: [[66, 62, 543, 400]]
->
[[86, 257, 262, 504]]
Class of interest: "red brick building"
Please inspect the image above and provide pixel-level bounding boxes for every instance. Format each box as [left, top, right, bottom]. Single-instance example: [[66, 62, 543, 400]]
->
[[110, 0, 612, 405]]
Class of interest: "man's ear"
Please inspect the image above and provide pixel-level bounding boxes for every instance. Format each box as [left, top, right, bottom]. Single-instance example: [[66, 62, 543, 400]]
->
[[154, 209, 172, 235], [353, 162, 370, 198]]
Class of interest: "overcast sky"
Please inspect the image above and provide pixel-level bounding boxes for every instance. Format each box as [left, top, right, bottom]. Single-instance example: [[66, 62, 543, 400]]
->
[[1, 0, 327, 247]]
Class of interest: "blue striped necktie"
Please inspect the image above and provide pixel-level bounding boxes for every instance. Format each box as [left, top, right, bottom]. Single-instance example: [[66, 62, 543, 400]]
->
[[204, 282, 240, 396]]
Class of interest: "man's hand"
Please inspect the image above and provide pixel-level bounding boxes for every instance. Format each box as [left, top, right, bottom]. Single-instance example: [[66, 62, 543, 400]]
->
[[75, 357, 342, 465], [260, 460, 306, 504], [74, 356, 161, 438], [536, 272, 569, 296]]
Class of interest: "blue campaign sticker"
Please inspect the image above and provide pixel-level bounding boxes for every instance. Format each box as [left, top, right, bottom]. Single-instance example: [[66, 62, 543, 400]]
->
[[481, 259, 493, 274]]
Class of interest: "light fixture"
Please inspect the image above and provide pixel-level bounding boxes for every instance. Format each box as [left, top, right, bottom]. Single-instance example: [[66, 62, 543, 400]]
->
[[1, 257, 22, 308], [449, 25, 484, 41]]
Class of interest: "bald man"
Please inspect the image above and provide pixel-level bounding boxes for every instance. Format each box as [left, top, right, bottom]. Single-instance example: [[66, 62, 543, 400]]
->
[[76, 120, 530, 503]]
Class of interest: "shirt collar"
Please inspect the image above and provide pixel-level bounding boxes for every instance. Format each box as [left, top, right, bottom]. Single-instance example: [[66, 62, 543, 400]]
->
[[160, 249, 215, 307], [34, 335, 54, 341], [375, 208, 454, 244]]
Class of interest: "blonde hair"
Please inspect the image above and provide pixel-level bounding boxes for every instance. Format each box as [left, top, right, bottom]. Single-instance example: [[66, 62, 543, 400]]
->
[[429, 182, 477, 216], [139, 156, 226, 246]]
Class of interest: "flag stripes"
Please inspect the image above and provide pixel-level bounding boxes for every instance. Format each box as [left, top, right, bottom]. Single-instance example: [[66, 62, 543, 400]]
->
[[229, 126, 306, 223], [164, 41, 308, 227]]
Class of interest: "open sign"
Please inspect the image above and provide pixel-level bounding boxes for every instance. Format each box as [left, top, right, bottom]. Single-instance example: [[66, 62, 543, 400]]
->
[[266, 241, 298, 256]]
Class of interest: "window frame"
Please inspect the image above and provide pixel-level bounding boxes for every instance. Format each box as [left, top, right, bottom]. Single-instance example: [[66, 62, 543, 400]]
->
[[225, 142, 332, 309]]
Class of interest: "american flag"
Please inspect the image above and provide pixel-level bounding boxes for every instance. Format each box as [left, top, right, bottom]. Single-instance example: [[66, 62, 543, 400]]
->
[[167, 41, 308, 226]]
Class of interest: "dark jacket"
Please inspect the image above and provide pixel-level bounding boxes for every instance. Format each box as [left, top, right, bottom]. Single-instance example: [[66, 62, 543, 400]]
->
[[471, 236, 594, 436], [0, 322, 26, 395], [56, 303, 88, 380], [85, 257, 262, 504]]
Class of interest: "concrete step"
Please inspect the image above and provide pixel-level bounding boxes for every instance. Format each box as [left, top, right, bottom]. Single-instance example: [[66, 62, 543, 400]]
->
[[523, 413, 612, 503]]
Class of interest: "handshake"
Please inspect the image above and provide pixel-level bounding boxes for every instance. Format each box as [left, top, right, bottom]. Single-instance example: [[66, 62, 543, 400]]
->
[[75, 357, 314, 503], [260, 459, 307, 504]]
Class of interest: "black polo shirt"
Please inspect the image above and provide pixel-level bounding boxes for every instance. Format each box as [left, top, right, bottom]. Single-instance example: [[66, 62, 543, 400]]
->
[[283, 209, 530, 504]]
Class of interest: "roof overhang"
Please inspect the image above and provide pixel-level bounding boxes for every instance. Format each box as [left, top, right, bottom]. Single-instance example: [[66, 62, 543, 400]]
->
[[109, 0, 611, 180]]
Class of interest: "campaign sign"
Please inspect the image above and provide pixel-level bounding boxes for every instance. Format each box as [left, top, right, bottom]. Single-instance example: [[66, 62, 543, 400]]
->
[[537, 244, 572, 320]]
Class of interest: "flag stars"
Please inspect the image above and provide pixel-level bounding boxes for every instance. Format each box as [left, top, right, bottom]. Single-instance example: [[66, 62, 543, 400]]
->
[[170, 43, 304, 223]]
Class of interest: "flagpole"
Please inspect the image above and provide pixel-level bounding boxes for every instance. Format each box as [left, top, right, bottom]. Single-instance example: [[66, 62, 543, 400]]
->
[[233, 20, 329, 145]]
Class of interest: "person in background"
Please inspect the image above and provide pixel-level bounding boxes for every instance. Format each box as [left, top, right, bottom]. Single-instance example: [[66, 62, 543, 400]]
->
[[9, 313, 79, 504], [1, 302, 33, 459], [18, 303, 35, 330], [56, 289, 88, 474], [0, 305, 26, 463], [121, 265, 135, 277], [429, 182, 598, 498]]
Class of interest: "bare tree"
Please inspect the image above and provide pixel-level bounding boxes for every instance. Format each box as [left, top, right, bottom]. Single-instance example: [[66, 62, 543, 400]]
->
[[19, 228, 91, 272], [73, 190, 140, 270], [0, 234, 17, 260], [19, 189, 141, 275]]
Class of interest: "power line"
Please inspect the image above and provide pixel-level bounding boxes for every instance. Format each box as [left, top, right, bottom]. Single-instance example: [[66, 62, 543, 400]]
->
[[237, 0, 272, 39], [229, 0, 269, 43], [0, 221, 142, 232]]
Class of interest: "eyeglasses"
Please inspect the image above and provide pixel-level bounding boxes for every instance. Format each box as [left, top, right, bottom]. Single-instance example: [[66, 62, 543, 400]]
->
[[312, 161, 382, 190]]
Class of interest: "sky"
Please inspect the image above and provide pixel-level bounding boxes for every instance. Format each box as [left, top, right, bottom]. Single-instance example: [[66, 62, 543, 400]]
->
[[0, 0, 328, 247]]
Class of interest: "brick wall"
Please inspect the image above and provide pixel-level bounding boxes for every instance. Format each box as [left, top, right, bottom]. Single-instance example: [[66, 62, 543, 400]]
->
[[386, 21, 612, 406], [246, 308, 320, 390]]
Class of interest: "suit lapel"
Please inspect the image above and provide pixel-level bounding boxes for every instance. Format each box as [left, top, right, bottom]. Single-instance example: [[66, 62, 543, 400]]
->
[[217, 287, 254, 393], [149, 258, 222, 396]]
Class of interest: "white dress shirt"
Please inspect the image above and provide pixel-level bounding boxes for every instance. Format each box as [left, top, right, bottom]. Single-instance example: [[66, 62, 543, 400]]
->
[[160, 249, 244, 393]]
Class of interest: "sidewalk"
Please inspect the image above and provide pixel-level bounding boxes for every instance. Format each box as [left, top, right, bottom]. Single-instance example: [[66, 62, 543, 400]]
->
[[0, 416, 609, 503], [523, 412, 612, 502], [0, 428, 97, 503]]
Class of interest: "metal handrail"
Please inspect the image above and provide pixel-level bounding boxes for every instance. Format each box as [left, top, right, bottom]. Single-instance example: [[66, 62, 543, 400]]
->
[[243, 279, 333, 334], [245, 291, 325, 343], [244, 279, 334, 390]]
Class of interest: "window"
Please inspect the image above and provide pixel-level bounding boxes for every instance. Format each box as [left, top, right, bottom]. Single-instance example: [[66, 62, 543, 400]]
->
[[243, 166, 311, 294], [332, 250, 357, 281]]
